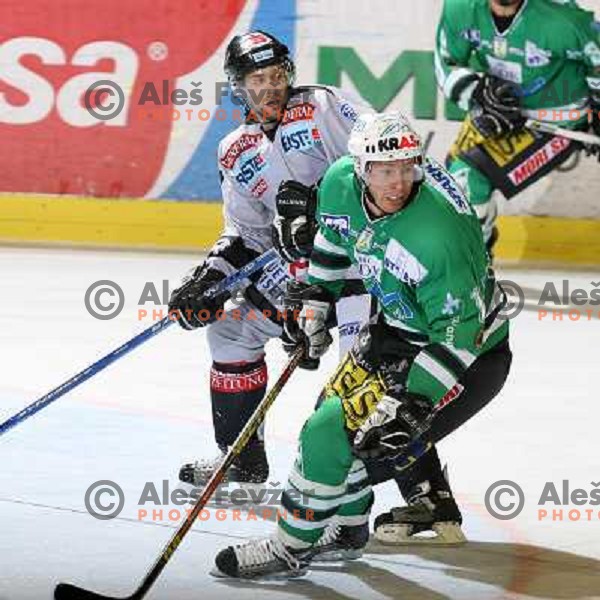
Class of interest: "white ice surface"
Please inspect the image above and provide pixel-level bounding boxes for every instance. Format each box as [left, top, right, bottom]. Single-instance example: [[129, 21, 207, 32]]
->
[[1, 247, 599, 600]]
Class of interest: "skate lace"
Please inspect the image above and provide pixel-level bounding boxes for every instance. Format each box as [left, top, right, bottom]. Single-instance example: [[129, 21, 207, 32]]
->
[[236, 537, 301, 571], [193, 453, 225, 475], [315, 523, 341, 548]]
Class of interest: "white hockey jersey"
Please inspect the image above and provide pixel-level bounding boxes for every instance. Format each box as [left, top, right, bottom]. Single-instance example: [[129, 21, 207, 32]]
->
[[207, 85, 371, 355]]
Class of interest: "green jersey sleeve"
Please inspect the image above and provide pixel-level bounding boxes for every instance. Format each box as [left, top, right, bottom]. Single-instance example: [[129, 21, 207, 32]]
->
[[405, 236, 490, 405], [307, 164, 355, 298], [307, 228, 353, 298], [434, 0, 481, 110], [576, 10, 600, 102]]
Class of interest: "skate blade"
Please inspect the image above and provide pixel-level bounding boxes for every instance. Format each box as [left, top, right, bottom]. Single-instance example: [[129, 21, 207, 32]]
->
[[374, 522, 467, 546], [210, 565, 308, 580], [311, 548, 364, 563]]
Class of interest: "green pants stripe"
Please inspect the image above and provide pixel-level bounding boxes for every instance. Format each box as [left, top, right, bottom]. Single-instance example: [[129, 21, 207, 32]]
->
[[277, 397, 373, 549]]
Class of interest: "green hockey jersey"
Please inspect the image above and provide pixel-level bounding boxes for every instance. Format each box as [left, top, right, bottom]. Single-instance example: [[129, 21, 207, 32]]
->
[[308, 156, 509, 406], [435, 0, 600, 125]]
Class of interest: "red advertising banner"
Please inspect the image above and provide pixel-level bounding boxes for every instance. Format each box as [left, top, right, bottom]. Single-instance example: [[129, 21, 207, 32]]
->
[[0, 0, 245, 197]]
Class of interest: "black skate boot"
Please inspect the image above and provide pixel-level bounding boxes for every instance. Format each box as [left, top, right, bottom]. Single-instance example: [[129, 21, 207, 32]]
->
[[311, 520, 370, 562], [179, 439, 269, 487], [374, 480, 466, 545], [212, 536, 311, 579], [178, 447, 227, 486]]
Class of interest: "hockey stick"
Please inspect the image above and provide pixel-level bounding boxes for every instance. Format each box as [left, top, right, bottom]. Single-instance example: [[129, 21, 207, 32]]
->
[[525, 119, 600, 147], [0, 248, 279, 437], [54, 345, 304, 600]]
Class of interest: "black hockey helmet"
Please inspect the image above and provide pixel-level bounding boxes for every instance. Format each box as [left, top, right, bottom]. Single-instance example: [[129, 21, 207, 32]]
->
[[224, 30, 295, 87]]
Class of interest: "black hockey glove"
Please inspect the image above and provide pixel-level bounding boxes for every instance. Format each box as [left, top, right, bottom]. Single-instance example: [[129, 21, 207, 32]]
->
[[353, 390, 433, 460], [470, 75, 525, 138], [281, 279, 334, 369], [271, 180, 318, 263], [168, 266, 230, 330], [169, 236, 261, 330]]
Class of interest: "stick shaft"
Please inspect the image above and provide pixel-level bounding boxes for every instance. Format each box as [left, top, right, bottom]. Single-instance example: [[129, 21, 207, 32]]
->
[[525, 119, 600, 146], [1, 248, 279, 436], [54, 347, 302, 600]]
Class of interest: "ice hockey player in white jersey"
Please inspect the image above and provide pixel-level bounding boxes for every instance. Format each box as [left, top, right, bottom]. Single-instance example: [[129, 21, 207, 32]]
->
[[168, 31, 370, 489]]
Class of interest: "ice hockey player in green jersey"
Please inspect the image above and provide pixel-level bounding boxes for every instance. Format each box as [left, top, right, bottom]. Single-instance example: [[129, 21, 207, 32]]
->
[[435, 0, 600, 250], [212, 111, 513, 580]]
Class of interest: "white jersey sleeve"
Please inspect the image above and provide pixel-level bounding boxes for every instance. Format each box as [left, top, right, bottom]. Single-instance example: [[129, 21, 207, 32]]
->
[[310, 86, 370, 165], [218, 143, 273, 255]]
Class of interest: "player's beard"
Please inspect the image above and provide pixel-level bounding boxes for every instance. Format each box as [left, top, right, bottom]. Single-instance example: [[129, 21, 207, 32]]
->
[[253, 88, 287, 130]]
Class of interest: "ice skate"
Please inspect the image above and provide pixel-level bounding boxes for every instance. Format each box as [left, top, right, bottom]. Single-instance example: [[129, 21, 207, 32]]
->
[[374, 481, 466, 546], [311, 521, 369, 562], [212, 536, 310, 579]]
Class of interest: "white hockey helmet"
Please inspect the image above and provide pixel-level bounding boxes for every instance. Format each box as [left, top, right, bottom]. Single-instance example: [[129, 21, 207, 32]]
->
[[348, 111, 423, 179]]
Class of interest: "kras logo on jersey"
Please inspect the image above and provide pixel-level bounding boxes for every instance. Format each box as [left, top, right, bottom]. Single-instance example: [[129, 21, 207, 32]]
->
[[525, 41, 551, 68], [383, 239, 429, 285]]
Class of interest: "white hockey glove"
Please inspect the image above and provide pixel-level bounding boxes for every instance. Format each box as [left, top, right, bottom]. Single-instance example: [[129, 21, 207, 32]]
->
[[299, 299, 333, 359], [283, 281, 334, 361]]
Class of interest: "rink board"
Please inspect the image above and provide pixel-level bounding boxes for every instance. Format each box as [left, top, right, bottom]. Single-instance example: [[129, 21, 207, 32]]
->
[[1, 193, 600, 265]]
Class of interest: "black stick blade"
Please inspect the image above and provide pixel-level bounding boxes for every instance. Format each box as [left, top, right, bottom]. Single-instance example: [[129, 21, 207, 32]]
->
[[54, 583, 124, 600]]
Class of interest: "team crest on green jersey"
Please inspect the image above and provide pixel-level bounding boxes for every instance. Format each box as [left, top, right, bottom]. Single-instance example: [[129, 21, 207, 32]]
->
[[493, 36, 509, 59], [356, 226, 375, 253]]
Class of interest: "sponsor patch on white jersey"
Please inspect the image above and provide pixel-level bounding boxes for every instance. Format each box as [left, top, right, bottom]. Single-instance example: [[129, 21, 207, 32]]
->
[[281, 120, 320, 153], [338, 102, 358, 122], [220, 133, 264, 170], [232, 150, 268, 189]]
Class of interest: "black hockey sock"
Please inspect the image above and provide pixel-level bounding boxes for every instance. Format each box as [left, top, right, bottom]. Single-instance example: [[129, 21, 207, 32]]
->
[[393, 445, 452, 500], [210, 358, 268, 448]]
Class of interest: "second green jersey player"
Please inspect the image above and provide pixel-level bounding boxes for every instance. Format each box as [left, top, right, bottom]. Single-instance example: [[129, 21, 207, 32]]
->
[[212, 112, 513, 580], [435, 0, 600, 249]]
